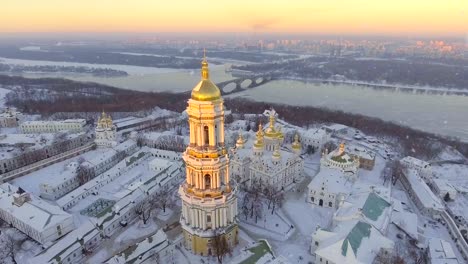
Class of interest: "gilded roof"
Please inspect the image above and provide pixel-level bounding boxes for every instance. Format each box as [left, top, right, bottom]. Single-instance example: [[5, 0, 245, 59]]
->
[[191, 52, 221, 101]]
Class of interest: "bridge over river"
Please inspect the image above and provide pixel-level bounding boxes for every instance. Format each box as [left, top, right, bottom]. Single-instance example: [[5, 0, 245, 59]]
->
[[181, 74, 277, 97]]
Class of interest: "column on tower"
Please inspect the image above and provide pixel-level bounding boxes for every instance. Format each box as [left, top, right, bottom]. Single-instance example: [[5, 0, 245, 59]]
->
[[197, 125, 202, 147], [209, 124, 215, 147], [214, 209, 218, 229], [189, 121, 195, 145]]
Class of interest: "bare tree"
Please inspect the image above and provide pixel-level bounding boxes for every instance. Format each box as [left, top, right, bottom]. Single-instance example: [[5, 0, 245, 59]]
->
[[135, 200, 151, 225], [270, 191, 284, 215], [391, 160, 405, 185], [152, 186, 173, 213], [409, 248, 425, 264], [0, 233, 16, 264], [77, 163, 94, 186], [253, 199, 263, 224], [136, 133, 145, 148], [211, 230, 232, 264]]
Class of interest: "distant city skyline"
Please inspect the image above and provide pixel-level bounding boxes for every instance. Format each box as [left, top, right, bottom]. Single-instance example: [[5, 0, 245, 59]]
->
[[1, 0, 467, 37]]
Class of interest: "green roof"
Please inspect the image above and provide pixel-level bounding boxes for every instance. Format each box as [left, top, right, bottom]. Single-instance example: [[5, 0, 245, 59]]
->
[[341, 221, 371, 256], [362, 192, 390, 221], [241, 240, 274, 264]]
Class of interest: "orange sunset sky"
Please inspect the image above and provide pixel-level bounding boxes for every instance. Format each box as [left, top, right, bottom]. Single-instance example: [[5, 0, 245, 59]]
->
[[1, 0, 467, 36]]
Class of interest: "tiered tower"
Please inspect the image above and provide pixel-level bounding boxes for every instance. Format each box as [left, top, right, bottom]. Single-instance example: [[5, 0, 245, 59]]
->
[[179, 52, 238, 256]]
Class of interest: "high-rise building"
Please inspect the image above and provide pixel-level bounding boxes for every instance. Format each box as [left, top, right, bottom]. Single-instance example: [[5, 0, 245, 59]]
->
[[179, 53, 238, 256]]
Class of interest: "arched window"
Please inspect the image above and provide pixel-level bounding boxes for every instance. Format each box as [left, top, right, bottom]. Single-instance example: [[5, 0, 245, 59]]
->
[[204, 126, 209, 145], [205, 174, 211, 189]]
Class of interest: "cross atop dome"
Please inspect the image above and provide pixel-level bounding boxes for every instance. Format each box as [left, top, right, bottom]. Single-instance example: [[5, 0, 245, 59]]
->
[[190, 50, 221, 101]]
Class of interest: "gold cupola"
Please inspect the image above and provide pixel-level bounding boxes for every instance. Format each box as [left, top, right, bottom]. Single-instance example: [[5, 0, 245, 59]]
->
[[236, 129, 245, 149], [292, 133, 301, 150], [254, 123, 265, 148], [191, 50, 221, 101]]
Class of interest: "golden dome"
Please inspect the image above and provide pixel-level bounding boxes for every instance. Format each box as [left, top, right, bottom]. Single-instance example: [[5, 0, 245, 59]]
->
[[292, 133, 301, 150], [191, 51, 221, 101]]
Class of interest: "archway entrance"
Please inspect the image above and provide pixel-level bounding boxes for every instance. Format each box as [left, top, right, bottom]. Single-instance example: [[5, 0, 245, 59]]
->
[[319, 199, 323, 207], [205, 174, 211, 189]]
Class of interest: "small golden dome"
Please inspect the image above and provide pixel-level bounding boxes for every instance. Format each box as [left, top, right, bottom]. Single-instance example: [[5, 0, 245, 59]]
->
[[292, 133, 301, 150], [191, 51, 221, 101]]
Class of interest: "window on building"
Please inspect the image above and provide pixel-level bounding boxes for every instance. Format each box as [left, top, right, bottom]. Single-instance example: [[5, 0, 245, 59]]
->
[[207, 215, 211, 223], [204, 126, 209, 145]]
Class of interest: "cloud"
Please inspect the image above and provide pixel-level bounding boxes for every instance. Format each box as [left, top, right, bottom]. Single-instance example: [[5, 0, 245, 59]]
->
[[249, 18, 280, 31]]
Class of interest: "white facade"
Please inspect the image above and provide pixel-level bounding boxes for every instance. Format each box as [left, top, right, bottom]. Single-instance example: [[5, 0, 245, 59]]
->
[[95, 111, 117, 147], [401, 156, 432, 181], [0, 107, 21, 127], [301, 128, 329, 152], [432, 178, 458, 200], [149, 148, 181, 161], [230, 109, 304, 191], [400, 168, 444, 219], [0, 133, 90, 175], [307, 143, 359, 209], [39, 140, 137, 200], [19, 119, 86, 134], [0, 183, 75, 245]]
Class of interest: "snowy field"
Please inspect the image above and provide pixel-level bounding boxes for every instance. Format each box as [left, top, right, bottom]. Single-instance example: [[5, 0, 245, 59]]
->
[[433, 164, 468, 191]]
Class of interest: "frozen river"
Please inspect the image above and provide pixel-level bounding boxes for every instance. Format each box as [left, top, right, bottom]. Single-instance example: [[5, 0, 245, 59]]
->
[[1, 57, 467, 142]]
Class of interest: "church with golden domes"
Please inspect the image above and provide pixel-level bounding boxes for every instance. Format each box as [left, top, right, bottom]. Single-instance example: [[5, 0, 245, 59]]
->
[[230, 109, 304, 191], [95, 111, 117, 148], [178, 52, 238, 256]]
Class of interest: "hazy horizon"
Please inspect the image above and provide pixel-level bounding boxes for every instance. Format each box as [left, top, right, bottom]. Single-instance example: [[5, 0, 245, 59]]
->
[[1, 0, 467, 38]]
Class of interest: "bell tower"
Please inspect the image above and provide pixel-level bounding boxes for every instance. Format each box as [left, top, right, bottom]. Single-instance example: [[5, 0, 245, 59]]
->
[[179, 52, 238, 256]]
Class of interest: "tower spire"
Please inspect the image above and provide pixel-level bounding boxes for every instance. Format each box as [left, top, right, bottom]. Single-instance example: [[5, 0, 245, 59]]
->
[[201, 48, 209, 80]]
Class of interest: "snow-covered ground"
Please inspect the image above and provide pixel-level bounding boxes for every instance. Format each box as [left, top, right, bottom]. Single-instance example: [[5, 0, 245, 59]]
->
[[0, 87, 11, 107], [433, 164, 468, 191]]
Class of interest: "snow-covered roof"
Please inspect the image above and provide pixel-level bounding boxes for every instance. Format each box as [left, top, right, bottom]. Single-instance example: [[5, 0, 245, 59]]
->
[[0, 183, 73, 233], [308, 167, 354, 194], [302, 128, 327, 139], [391, 209, 418, 240], [105, 229, 169, 264], [432, 178, 457, 194], [334, 189, 392, 232], [314, 220, 393, 264], [428, 238, 459, 264], [21, 119, 86, 125], [347, 144, 375, 160], [149, 157, 172, 170], [401, 156, 430, 169], [30, 219, 99, 264], [321, 124, 348, 132], [405, 169, 444, 211]]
